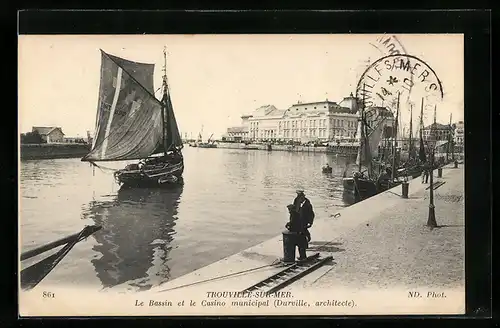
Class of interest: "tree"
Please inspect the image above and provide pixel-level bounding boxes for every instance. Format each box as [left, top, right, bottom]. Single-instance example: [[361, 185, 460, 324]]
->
[[21, 131, 44, 144]]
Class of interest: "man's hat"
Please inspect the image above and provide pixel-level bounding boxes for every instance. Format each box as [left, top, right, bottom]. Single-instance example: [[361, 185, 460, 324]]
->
[[296, 189, 305, 194]]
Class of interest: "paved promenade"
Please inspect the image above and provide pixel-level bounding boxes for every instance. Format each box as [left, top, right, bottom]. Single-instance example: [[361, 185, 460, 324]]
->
[[147, 164, 464, 294], [284, 164, 465, 292]]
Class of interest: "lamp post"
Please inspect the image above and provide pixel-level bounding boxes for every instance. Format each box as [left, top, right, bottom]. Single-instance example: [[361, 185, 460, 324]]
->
[[426, 107, 438, 229]]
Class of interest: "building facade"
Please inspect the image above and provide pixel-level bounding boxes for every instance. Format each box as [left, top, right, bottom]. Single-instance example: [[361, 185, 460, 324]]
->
[[224, 93, 394, 143], [453, 120, 464, 145], [277, 100, 359, 142], [422, 123, 454, 142], [225, 126, 249, 142], [32, 126, 65, 143]]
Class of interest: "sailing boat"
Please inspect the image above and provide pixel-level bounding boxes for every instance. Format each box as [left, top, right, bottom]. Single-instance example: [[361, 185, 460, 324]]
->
[[197, 133, 218, 148], [342, 85, 388, 200], [82, 48, 184, 188], [399, 104, 424, 179]]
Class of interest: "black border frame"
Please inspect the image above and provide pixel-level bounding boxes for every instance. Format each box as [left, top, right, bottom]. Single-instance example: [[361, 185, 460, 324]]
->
[[8, 9, 492, 327]]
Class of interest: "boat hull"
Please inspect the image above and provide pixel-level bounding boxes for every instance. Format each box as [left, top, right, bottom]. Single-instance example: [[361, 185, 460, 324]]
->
[[342, 177, 378, 199], [405, 165, 424, 179], [197, 143, 217, 148], [114, 161, 184, 188]]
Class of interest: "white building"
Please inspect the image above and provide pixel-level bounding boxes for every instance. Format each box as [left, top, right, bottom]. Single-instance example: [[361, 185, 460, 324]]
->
[[278, 100, 358, 142], [225, 94, 394, 143], [31, 126, 65, 143], [422, 123, 454, 142], [225, 126, 249, 142], [453, 120, 464, 145]]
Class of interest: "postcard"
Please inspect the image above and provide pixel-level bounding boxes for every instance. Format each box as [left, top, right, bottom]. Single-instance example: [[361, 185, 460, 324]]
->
[[18, 33, 465, 316]]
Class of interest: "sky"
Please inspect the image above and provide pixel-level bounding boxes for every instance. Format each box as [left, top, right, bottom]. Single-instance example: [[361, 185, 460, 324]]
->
[[18, 34, 463, 139]]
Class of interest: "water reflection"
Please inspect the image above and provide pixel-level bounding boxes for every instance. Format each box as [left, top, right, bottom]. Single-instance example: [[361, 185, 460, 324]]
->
[[82, 185, 183, 290], [342, 190, 360, 206], [20, 150, 362, 290]]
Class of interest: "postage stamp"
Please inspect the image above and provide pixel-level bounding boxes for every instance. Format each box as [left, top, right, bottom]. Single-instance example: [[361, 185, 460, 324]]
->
[[18, 33, 465, 316]]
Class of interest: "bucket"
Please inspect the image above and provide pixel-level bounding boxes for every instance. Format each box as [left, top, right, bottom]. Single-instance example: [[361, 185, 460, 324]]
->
[[282, 231, 296, 263], [402, 181, 409, 199]]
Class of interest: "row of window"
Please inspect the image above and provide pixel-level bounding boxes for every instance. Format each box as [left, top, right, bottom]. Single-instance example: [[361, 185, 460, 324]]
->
[[287, 105, 335, 111], [249, 129, 357, 139], [250, 118, 359, 129], [277, 118, 358, 129]]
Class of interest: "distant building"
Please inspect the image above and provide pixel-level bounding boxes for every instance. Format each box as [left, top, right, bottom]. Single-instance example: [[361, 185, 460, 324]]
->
[[453, 121, 464, 145], [32, 126, 65, 143], [225, 126, 249, 142], [224, 93, 394, 143], [249, 104, 285, 141], [365, 106, 396, 139], [63, 137, 87, 144], [422, 123, 454, 142]]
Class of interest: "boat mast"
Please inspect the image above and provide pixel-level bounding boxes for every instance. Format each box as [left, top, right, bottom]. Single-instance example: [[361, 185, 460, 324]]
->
[[358, 84, 366, 173], [409, 104, 413, 159], [446, 113, 452, 163], [161, 46, 168, 154], [364, 103, 372, 178], [419, 97, 426, 162], [391, 92, 400, 183], [451, 113, 455, 160]]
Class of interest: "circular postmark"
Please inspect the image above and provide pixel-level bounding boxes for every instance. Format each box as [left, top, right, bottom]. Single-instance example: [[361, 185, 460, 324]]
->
[[369, 35, 408, 57], [354, 35, 413, 114], [356, 54, 444, 125]]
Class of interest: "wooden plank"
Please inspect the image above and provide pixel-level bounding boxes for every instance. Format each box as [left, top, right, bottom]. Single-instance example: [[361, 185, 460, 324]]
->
[[266, 256, 333, 294], [21, 225, 101, 261], [242, 253, 320, 292]]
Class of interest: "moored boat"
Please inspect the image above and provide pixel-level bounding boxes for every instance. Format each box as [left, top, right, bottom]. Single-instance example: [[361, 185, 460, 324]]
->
[[322, 164, 333, 173], [196, 132, 218, 148], [197, 142, 218, 148], [343, 84, 392, 200], [20, 225, 102, 290], [82, 47, 184, 188], [243, 145, 260, 150]]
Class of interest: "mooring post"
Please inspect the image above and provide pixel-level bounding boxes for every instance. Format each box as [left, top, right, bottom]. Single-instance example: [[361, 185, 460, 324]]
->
[[282, 230, 296, 264], [438, 167, 443, 178], [454, 160, 458, 168], [401, 181, 409, 199]]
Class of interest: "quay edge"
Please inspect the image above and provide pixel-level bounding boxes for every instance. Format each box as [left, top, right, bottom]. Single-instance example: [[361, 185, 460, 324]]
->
[[20, 143, 91, 160], [145, 163, 463, 294], [215, 142, 358, 155]]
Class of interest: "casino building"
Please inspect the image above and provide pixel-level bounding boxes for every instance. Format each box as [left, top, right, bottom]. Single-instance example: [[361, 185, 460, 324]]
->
[[224, 93, 395, 143]]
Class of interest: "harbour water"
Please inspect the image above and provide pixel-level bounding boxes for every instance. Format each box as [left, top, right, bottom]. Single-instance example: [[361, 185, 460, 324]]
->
[[20, 147, 356, 291]]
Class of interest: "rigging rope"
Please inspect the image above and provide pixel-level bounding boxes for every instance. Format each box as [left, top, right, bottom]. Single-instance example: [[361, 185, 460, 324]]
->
[[89, 161, 118, 173], [157, 259, 281, 293]]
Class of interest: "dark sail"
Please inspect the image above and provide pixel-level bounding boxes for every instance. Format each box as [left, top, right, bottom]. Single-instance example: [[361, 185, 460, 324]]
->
[[83, 51, 165, 162], [162, 90, 183, 150], [418, 99, 427, 163], [104, 52, 155, 94]]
